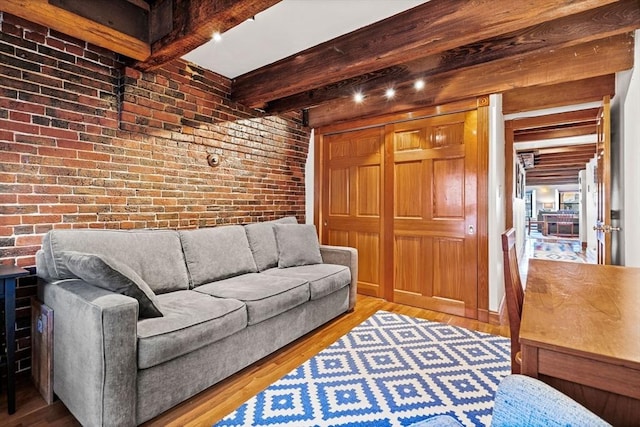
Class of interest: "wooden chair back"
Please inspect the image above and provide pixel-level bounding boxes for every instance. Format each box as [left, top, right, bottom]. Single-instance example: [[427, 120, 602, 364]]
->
[[501, 228, 524, 374]]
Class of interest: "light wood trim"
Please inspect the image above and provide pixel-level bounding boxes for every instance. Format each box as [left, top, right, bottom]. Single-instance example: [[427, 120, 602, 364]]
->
[[1, 0, 151, 60], [476, 97, 490, 322], [382, 124, 395, 302], [315, 99, 478, 135]]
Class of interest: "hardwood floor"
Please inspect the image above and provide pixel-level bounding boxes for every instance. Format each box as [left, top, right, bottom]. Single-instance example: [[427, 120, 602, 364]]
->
[[0, 295, 508, 427]]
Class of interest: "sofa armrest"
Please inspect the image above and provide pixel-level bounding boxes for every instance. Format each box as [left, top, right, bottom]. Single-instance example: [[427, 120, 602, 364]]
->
[[40, 279, 138, 427], [320, 245, 358, 310]]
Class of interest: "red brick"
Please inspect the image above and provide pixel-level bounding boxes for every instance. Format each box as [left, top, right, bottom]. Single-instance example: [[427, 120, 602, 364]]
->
[[15, 234, 43, 246], [0, 215, 21, 226], [20, 214, 62, 225], [38, 146, 77, 159], [0, 130, 14, 141], [0, 119, 39, 134], [39, 127, 79, 140]]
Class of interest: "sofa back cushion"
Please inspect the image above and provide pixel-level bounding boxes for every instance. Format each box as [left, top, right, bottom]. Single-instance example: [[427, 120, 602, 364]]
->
[[40, 229, 189, 294], [179, 225, 258, 286], [245, 216, 298, 272], [274, 224, 323, 268]]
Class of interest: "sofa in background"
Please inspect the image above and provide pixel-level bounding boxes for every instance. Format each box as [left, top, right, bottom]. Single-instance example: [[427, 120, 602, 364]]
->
[[536, 210, 579, 236], [35, 217, 358, 426]]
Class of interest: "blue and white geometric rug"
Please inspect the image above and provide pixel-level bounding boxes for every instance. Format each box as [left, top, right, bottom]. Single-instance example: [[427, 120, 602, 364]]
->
[[214, 311, 511, 427]]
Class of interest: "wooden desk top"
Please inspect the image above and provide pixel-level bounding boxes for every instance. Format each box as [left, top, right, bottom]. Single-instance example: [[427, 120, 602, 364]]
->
[[520, 259, 640, 368]]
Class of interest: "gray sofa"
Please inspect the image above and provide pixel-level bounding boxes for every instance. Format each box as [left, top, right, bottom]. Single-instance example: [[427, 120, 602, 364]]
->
[[35, 217, 357, 426]]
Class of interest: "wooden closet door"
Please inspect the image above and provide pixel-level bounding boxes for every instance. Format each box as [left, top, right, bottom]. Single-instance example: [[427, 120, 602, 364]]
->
[[321, 127, 384, 297], [389, 111, 478, 318]]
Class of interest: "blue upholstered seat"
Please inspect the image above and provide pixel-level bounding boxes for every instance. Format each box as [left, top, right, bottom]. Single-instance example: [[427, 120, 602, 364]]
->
[[410, 375, 610, 427]]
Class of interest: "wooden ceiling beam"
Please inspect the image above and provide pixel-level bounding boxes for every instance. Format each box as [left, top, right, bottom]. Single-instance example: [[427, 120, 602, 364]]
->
[[515, 124, 597, 142], [527, 177, 579, 185], [533, 144, 596, 155], [1, 0, 151, 60], [527, 169, 583, 175], [232, 0, 622, 108], [503, 75, 616, 114], [511, 108, 602, 130], [528, 162, 591, 170], [135, 0, 281, 70], [264, 1, 638, 114], [535, 158, 594, 167], [308, 34, 634, 128]]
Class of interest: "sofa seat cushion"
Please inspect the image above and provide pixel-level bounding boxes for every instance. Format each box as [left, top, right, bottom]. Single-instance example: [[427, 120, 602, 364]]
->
[[137, 291, 246, 369], [194, 273, 309, 326], [263, 264, 351, 301]]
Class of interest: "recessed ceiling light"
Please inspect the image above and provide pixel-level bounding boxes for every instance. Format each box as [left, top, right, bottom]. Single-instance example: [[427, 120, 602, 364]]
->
[[354, 92, 365, 103], [212, 32, 222, 42], [385, 88, 396, 99], [414, 79, 425, 90]]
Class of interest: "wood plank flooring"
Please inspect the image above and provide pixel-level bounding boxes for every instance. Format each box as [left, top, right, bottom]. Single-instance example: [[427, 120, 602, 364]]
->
[[0, 295, 508, 427]]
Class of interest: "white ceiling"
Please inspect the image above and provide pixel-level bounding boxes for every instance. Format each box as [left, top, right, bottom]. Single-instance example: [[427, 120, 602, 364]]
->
[[182, 0, 428, 78]]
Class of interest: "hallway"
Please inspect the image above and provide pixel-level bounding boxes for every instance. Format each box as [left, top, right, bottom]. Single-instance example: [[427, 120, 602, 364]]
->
[[518, 231, 595, 284]]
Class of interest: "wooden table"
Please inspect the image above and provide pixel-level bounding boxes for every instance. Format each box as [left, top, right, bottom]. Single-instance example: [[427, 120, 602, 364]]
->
[[520, 259, 640, 426]]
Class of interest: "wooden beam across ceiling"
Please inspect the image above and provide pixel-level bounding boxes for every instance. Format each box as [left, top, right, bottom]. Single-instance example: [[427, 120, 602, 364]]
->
[[0, 0, 280, 70], [510, 108, 601, 130], [135, 0, 281, 70], [503, 75, 615, 114], [519, 142, 596, 186], [263, 1, 639, 114], [514, 123, 597, 142], [1, 0, 151, 60], [308, 33, 634, 128], [231, 0, 628, 109]]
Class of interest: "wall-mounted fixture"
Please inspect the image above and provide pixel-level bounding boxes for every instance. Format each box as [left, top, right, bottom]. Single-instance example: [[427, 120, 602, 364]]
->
[[207, 153, 220, 167]]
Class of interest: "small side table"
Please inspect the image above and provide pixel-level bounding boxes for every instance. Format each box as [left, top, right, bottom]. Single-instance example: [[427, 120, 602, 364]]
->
[[0, 265, 29, 415]]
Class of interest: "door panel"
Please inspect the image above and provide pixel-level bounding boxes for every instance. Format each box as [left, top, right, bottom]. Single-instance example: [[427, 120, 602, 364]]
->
[[357, 165, 380, 216], [329, 168, 349, 215], [357, 232, 380, 286], [433, 158, 464, 218], [395, 161, 424, 217], [322, 127, 384, 297], [390, 111, 478, 318]]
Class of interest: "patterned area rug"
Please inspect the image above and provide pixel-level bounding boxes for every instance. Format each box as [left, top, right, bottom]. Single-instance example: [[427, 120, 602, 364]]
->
[[532, 240, 585, 263], [214, 311, 510, 427]]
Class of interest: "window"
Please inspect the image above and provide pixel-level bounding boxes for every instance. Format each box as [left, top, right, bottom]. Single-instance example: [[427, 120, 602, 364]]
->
[[559, 191, 579, 212]]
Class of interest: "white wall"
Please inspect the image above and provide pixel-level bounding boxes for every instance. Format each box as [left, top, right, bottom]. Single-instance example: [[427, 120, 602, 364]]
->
[[305, 129, 315, 225], [488, 94, 506, 313], [585, 158, 598, 251], [622, 30, 640, 266]]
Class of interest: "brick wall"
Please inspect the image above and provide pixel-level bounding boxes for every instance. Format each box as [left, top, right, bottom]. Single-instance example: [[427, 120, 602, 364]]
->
[[0, 12, 311, 373]]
